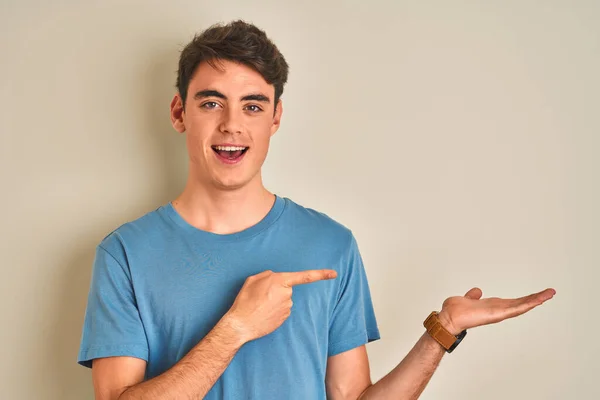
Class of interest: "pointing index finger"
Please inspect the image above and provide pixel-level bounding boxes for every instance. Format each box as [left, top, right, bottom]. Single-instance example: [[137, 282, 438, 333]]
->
[[281, 269, 338, 287]]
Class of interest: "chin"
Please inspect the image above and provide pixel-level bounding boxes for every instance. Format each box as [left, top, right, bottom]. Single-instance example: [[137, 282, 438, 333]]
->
[[212, 177, 249, 191]]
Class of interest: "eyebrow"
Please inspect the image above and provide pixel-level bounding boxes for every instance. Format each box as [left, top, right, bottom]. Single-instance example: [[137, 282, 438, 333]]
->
[[193, 89, 271, 103]]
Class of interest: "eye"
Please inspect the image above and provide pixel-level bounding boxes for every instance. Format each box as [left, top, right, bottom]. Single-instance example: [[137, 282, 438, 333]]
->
[[201, 101, 221, 110], [244, 104, 263, 113]]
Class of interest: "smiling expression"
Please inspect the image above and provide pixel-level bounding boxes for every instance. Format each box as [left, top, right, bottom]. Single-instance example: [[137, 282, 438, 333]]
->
[[170, 59, 283, 191]]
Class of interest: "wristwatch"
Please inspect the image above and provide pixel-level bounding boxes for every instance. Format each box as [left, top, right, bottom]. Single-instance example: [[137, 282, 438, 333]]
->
[[423, 311, 467, 353]]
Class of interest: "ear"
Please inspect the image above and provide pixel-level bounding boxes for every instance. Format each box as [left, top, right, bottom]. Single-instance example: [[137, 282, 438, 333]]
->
[[170, 93, 186, 133], [270, 99, 283, 137]]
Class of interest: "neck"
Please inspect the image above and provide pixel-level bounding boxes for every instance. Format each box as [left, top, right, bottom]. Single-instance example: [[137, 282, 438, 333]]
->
[[171, 171, 275, 235]]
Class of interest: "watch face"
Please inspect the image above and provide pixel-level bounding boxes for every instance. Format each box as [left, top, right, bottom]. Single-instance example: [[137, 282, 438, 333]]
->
[[447, 330, 467, 353]]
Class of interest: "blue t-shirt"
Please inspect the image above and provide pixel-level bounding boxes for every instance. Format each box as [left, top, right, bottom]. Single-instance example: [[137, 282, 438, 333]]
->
[[78, 195, 380, 399]]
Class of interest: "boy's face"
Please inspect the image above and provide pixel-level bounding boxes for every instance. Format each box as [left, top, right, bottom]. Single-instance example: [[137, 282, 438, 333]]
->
[[170, 59, 282, 191]]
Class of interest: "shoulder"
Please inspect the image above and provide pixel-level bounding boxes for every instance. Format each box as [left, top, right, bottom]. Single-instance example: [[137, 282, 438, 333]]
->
[[97, 204, 167, 259], [280, 196, 355, 248]]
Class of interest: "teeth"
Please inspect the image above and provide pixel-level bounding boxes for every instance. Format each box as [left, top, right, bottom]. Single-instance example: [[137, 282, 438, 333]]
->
[[213, 145, 247, 151]]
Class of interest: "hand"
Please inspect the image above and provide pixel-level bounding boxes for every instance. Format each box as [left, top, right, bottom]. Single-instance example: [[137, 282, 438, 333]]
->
[[225, 269, 338, 343], [437, 287, 556, 335]]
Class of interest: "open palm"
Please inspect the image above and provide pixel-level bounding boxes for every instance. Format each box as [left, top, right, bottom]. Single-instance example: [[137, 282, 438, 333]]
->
[[439, 287, 556, 335]]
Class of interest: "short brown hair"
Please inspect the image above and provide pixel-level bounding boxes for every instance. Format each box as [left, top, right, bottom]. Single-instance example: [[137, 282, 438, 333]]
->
[[176, 20, 289, 109]]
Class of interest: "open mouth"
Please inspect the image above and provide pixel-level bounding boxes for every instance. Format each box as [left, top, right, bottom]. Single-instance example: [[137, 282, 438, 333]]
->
[[211, 145, 249, 163]]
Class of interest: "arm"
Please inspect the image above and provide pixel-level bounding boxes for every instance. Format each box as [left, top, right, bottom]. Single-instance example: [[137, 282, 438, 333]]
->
[[326, 287, 556, 400], [326, 345, 372, 399], [356, 310, 457, 399], [93, 313, 245, 400], [326, 332, 445, 400], [356, 331, 446, 400], [91, 269, 337, 400]]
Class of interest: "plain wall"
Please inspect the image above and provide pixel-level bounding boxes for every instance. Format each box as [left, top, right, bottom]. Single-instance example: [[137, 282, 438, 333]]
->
[[1, 1, 598, 399]]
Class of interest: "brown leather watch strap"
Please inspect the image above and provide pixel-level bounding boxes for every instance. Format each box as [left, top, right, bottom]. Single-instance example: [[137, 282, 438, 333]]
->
[[423, 311, 457, 350]]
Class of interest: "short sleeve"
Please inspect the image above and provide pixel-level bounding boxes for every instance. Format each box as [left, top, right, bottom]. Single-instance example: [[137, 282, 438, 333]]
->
[[78, 244, 148, 368], [328, 233, 380, 357]]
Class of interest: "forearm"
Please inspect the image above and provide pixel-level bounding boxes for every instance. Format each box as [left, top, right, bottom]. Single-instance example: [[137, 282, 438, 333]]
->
[[119, 313, 246, 400], [359, 333, 445, 400], [356, 286, 555, 400]]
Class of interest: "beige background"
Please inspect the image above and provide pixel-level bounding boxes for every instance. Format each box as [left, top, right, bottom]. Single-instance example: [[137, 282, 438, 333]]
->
[[1, 0, 598, 399]]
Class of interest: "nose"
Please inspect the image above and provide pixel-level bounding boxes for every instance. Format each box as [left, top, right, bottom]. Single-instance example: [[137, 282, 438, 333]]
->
[[219, 107, 243, 135]]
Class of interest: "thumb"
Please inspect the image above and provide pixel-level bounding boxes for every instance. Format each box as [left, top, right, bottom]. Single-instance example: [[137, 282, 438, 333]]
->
[[464, 287, 483, 300]]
